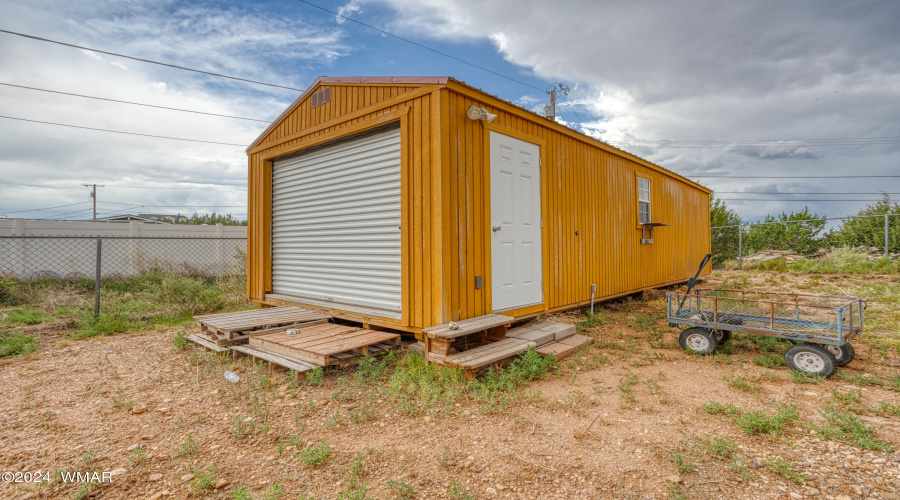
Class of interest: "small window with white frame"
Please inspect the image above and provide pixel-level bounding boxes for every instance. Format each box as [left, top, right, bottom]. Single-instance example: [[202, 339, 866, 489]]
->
[[638, 177, 651, 224]]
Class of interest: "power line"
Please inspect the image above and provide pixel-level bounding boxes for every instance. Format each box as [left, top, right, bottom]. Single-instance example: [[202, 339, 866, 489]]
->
[[610, 136, 900, 144], [99, 201, 245, 208], [0, 201, 89, 214], [108, 184, 245, 190], [0, 115, 247, 146], [610, 141, 900, 149], [0, 29, 303, 92], [0, 82, 271, 123], [715, 192, 900, 195], [720, 198, 885, 202], [295, 0, 545, 93], [691, 175, 900, 179]]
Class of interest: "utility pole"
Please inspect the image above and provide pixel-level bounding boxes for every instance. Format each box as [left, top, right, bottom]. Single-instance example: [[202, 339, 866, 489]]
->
[[544, 83, 570, 120], [82, 184, 105, 220]]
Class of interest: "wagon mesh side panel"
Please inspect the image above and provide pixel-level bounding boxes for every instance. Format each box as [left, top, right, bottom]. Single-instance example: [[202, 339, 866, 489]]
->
[[671, 291, 853, 339]]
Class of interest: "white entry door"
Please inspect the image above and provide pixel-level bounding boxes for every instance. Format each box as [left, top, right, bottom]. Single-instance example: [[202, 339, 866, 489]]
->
[[490, 131, 543, 311]]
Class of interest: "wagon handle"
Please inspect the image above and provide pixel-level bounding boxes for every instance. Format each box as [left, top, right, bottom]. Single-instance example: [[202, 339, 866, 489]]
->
[[678, 253, 712, 314]]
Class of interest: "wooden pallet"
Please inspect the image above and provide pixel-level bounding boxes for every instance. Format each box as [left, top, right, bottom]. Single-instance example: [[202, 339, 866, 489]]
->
[[230, 344, 317, 379], [194, 306, 331, 346], [249, 323, 401, 367], [188, 334, 229, 353]]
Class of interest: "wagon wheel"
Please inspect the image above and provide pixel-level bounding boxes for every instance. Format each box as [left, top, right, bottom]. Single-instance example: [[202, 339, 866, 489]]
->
[[678, 327, 718, 355], [785, 343, 837, 377], [825, 343, 856, 367], [713, 330, 732, 343]]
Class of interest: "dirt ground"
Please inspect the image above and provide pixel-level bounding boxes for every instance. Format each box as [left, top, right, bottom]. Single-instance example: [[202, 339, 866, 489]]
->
[[2, 270, 900, 500]]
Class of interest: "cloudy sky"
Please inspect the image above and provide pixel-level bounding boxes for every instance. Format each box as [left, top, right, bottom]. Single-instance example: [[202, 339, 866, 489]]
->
[[1, 0, 898, 222]]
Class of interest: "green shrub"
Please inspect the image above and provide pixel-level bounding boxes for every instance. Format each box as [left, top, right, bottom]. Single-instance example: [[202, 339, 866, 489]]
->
[[387, 352, 466, 416], [191, 467, 218, 490], [305, 366, 324, 386], [0, 277, 30, 306], [0, 331, 38, 357], [387, 479, 415, 499], [5, 308, 45, 325], [703, 401, 798, 436], [811, 406, 893, 451], [296, 441, 331, 467], [71, 313, 132, 339], [732, 403, 798, 435], [156, 275, 227, 313], [469, 349, 557, 411], [764, 456, 805, 484], [172, 330, 191, 350]]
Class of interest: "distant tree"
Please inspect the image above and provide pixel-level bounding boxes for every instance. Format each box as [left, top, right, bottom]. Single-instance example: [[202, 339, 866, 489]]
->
[[831, 194, 900, 252], [744, 207, 827, 255], [710, 195, 743, 265], [178, 212, 247, 226]]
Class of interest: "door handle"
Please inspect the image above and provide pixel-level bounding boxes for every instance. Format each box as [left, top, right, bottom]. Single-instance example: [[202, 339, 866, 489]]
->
[[492, 226, 502, 232]]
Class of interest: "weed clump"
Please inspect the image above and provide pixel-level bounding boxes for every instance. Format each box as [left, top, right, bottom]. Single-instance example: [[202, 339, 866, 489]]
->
[[0, 330, 38, 357], [296, 441, 331, 467], [810, 406, 893, 451], [469, 349, 557, 412], [703, 401, 798, 436]]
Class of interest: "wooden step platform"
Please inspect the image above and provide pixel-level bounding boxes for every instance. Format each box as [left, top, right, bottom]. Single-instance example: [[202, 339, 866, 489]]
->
[[194, 306, 331, 346], [443, 338, 536, 370], [249, 323, 401, 367], [230, 344, 317, 379], [535, 334, 592, 360], [507, 321, 575, 348], [422, 314, 514, 358]]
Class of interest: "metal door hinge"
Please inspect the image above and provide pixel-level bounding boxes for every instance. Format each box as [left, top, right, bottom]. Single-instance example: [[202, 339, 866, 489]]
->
[[541, 280, 544, 290], [540, 219, 543, 228]]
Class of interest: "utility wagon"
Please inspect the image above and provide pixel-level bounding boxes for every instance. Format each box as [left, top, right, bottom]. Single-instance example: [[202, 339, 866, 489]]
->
[[667, 288, 865, 377]]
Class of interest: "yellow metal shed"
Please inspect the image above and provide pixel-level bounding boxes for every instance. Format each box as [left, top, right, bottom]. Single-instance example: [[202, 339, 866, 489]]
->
[[246, 76, 711, 334]]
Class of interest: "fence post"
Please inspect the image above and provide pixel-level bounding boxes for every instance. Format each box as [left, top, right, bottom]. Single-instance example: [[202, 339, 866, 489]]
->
[[886, 214, 890, 257], [216, 223, 224, 269], [738, 225, 743, 270], [94, 237, 102, 321]]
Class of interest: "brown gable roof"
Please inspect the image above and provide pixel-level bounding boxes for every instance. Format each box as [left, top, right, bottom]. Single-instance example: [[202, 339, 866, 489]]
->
[[246, 75, 709, 194], [246, 76, 449, 152]]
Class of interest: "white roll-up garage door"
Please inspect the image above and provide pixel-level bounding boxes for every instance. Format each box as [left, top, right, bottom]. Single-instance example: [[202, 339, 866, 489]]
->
[[270, 126, 402, 316]]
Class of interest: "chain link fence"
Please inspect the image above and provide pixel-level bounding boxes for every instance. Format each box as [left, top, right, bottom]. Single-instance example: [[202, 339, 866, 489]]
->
[[712, 213, 900, 269], [0, 235, 247, 317]]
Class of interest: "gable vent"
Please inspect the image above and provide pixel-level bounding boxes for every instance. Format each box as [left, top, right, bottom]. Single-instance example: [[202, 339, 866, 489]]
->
[[310, 86, 331, 108]]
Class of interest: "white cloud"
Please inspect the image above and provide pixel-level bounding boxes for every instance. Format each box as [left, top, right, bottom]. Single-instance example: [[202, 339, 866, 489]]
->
[[357, 0, 900, 220], [0, 0, 350, 219], [336, 3, 361, 24]]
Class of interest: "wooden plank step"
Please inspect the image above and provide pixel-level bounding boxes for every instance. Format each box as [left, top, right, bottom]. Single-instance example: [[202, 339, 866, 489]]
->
[[230, 344, 317, 374], [535, 334, 592, 360], [443, 338, 535, 370], [208, 312, 329, 331], [188, 334, 229, 352], [195, 306, 328, 330], [423, 314, 514, 339], [194, 306, 304, 323], [508, 321, 576, 347], [254, 326, 400, 356]]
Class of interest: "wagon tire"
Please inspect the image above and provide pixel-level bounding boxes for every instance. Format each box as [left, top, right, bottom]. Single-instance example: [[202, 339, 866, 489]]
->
[[714, 330, 733, 343], [825, 343, 856, 367], [785, 343, 837, 377], [679, 327, 718, 355]]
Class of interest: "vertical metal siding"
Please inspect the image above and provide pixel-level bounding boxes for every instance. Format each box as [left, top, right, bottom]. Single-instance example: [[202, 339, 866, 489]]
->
[[271, 128, 403, 313]]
